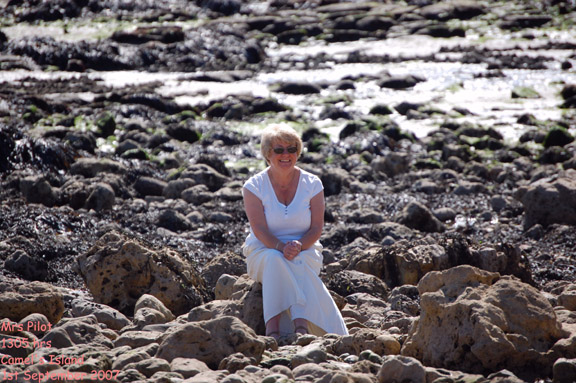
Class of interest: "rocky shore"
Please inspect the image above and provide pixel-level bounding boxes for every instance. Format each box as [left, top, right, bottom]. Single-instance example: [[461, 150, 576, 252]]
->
[[1, 0, 576, 382]]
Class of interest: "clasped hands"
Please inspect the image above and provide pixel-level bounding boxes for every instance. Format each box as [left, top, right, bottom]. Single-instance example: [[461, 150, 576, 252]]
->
[[281, 240, 302, 260]]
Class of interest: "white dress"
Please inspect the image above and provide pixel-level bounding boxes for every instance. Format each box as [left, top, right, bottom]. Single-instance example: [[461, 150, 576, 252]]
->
[[242, 167, 348, 336]]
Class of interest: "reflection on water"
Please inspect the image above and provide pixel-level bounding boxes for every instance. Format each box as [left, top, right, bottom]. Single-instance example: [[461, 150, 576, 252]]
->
[[1, 31, 575, 142]]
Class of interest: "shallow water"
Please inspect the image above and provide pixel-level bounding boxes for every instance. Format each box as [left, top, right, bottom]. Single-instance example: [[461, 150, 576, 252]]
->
[[1, 27, 575, 143]]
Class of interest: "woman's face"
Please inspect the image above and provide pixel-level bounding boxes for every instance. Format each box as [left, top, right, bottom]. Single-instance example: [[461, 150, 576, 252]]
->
[[268, 140, 298, 170]]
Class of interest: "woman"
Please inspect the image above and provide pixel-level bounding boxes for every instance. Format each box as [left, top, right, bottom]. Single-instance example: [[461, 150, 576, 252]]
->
[[242, 124, 348, 339]]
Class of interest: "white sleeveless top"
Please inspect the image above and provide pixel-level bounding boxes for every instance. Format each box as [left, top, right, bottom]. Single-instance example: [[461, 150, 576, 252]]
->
[[243, 167, 324, 245]]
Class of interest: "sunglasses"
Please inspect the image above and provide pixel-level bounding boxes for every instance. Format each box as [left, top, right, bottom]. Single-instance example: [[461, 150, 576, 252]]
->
[[272, 146, 298, 154]]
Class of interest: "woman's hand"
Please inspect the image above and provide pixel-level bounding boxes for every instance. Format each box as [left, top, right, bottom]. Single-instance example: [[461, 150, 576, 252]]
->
[[283, 240, 302, 261]]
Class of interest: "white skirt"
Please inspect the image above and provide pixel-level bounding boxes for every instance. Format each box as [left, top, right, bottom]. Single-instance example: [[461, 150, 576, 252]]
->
[[243, 241, 348, 336]]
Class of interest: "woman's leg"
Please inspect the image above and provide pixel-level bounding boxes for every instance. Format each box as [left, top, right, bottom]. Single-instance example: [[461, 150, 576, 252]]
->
[[293, 317, 308, 335], [266, 313, 281, 339]]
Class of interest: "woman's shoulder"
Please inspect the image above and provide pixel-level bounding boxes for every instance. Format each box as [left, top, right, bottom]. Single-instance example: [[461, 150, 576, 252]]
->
[[298, 167, 323, 191], [243, 167, 270, 188], [298, 167, 321, 182]]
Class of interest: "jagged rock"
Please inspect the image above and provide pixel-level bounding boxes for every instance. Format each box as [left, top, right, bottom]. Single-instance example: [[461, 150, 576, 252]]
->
[[0, 278, 65, 324], [155, 316, 266, 369], [188, 275, 265, 335], [402, 265, 569, 376], [76, 231, 208, 316], [332, 328, 401, 357], [347, 239, 449, 288], [201, 251, 247, 290]]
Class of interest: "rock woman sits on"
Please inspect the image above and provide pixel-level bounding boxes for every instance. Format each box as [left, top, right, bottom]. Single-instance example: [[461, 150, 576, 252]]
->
[[242, 123, 348, 340]]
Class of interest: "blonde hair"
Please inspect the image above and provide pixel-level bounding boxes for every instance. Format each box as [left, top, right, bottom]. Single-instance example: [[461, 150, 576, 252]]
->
[[260, 124, 303, 163]]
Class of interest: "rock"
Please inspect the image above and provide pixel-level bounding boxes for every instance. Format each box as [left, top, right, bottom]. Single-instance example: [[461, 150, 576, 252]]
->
[[419, 1, 485, 20], [378, 74, 425, 89], [4, 249, 49, 281], [156, 209, 191, 232], [19, 175, 58, 207], [85, 182, 115, 211], [112, 26, 185, 44], [182, 184, 213, 205], [320, 167, 351, 196], [114, 330, 164, 349], [166, 125, 201, 143], [155, 316, 266, 369], [553, 358, 576, 383], [134, 177, 167, 197], [371, 153, 410, 177], [0, 278, 65, 324], [339, 293, 390, 326], [19, 313, 51, 337], [163, 178, 196, 199], [133, 294, 176, 329], [271, 81, 322, 95], [388, 285, 420, 317], [346, 239, 450, 288], [561, 85, 576, 100], [214, 274, 239, 300], [326, 269, 390, 300], [70, 158, 127, 178], [333, 328, 402, 357], [135, 294, 175, 322], [124, 357, 171, 378], [500, 15, 553, 29], [395, 201, 445, 233], [201, 251, 247, 290], [517, 175, 576, 229], [292, 362, 374, 383], [181, 163, 229, 192], [171, 357, 211, 379], [70, 299, 132, 331], [111, 349, 151, 371], [402, 265, 569, 376], [558, 285, 576, 311], [219, 352, 258, 372], [377, 355, 426, 383], [188, 275, 265, 336], [76, 231, 207, 316], [543, 127, 574, 148], [43, 315, 114, 349]]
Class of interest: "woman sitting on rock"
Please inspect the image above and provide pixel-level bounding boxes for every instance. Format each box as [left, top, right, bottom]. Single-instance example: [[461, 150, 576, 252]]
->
[[242, 123, 348, 340]]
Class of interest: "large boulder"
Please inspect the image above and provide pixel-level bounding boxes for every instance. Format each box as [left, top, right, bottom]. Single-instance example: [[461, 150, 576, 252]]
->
[[76, 231, 208, 315], [346, 239, 450, 288], [0, 278, 65, 324], [516, 174, 576, 229], [401, 265, 569, 377], [155, 316, 266, 369]]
